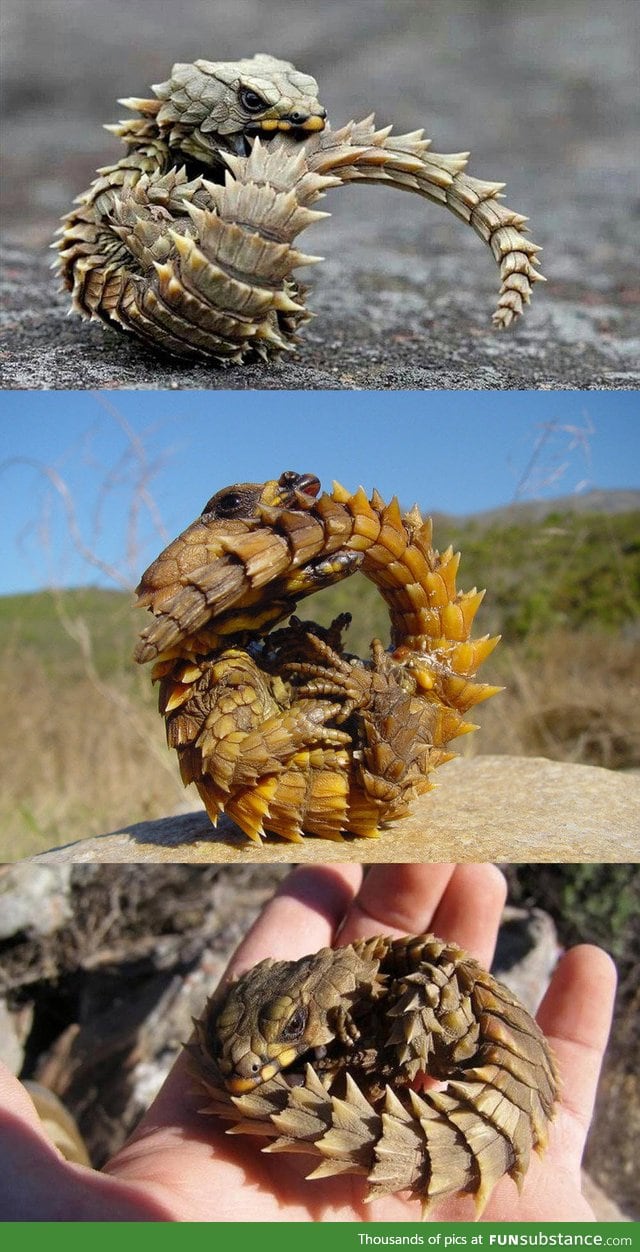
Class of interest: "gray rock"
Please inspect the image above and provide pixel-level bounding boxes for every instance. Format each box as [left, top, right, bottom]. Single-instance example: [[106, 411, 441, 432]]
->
[[0, 865, 73, 937], [0, 997, 32, 1072], [492, 906, 561, 1013]]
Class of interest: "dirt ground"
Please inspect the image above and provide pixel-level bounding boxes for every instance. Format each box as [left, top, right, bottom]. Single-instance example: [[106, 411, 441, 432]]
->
[[2, 0, 639, 388]]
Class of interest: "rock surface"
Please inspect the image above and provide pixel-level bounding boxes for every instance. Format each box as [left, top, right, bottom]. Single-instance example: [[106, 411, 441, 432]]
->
[[2, 0, 639, 389], [492, 906, 561, 1013], [0, 864, 73, 936], [32, 755, 640, 864]]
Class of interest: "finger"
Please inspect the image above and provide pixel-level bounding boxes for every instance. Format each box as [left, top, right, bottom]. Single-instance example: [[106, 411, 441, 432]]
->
[[337, 863, 457, 944], [537, 945, 617, 1140], [337, 863, 507, 972], [225, 863, 363, 979], [430, 863, 507, 969]]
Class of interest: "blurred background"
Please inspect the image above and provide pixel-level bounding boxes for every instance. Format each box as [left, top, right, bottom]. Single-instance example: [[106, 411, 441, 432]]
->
[[1, 0, 638, 386], [3, 0, 637, 241], [1, 389, 638, 859]]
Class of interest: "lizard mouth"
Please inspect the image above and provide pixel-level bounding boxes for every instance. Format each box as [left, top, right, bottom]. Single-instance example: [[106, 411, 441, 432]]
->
[[225, 115, 325, 157], [225, 1051, 297, 1094], [246, 112, 326, 137], [224, 1042, 329, 1094]]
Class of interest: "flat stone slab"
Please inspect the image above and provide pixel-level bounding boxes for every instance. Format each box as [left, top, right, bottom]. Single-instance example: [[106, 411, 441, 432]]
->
[[32, 755, 639, 864]]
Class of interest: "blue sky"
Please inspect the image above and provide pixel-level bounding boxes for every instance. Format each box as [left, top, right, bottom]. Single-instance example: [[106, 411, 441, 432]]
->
[[1, 389, 638, 595]]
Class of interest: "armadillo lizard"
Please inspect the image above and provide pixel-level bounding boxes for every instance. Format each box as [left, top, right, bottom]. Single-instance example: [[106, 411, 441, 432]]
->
[[134, 471, 500, 843], [189, 932, 558, 1214], [57, 54, 544, 364]]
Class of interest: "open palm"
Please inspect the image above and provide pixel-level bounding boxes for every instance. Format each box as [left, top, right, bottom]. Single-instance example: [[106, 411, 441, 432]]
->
[[0, 863, 616, 1221]]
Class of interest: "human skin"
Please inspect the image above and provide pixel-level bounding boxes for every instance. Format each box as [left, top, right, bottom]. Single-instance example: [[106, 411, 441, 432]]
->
[[0, 863, 617, 1221]]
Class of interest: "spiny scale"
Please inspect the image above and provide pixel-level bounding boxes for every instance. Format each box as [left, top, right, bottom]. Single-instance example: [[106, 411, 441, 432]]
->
[[134, 472, 501, 843], [56, 54, 544, 364], [189, 933, 559, 1215]]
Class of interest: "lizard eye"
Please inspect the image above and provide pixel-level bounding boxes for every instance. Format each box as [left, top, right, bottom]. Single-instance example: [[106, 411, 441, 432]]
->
[[281, 1005, 308, 1041], [202, 489, 245, 519], [240, 87, 267, 113], [215, 491, 243, 514]]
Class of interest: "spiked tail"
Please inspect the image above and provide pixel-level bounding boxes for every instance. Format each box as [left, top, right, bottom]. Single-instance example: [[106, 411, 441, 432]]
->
[[297, 116, 545, 327]]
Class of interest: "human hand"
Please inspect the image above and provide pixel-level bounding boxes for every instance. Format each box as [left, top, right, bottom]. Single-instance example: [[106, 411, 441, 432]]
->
[[0, 864, 617, 1221]]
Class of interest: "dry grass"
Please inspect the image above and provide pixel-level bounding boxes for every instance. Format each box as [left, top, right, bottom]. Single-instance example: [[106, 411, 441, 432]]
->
[[1, 654, 186, 860], [464, 629, 640, 769]]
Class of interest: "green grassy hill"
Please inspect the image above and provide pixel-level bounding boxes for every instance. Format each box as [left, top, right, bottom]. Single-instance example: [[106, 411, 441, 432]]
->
[[0, 588, 136, 679]]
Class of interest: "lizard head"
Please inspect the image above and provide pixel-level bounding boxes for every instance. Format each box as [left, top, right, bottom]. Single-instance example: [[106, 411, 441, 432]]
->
[[135, 468, 319, 616], [203, 945, 384, 1095], [133, 471, 361, 665], [153, 54, 326, 159], [199, 469, 320, 521], [209, 954, 332, 1094]]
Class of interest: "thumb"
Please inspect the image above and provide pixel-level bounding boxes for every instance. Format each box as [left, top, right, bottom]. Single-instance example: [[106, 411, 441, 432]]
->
[[0, 1063, 167, 1220]]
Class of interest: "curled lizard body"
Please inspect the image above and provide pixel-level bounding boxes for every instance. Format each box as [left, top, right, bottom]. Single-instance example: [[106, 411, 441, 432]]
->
[[56, 54, 544, 364], [189, 933, 559, 1214], [134, 471, 500, 843]]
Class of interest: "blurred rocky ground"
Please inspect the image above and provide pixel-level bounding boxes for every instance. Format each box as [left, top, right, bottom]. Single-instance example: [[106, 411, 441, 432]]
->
[[1, 0, 638, 388]]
